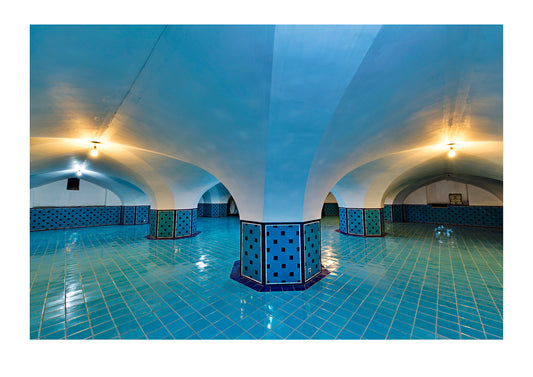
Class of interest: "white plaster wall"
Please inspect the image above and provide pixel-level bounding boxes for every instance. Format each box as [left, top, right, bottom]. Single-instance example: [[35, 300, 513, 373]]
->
[[468, 185, 502, 206], [403, 180, 502, 206], [404, 187, 427, 204], [427, 180, 468, 204], [31, 179, 122, 207]]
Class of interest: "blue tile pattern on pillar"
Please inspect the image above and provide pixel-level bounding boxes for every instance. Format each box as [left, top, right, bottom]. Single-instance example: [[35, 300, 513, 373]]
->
[[364, 209, 382, 236], [265, 224, 301, 284], [392, 204, 403, 222], [175, 210, 191, 237], [122, 206, 136, 225], [197, 203, 204, 217], [211, 204, 219, 217], [191, 208, 197, 234], [348, 208, 364, 235], [339, 207, 348, 233], [241, 222, 262, 283], [157, 211, 174, 238], [324, 203, 339, 216], [135, 206, 149, 224], [149, 210, 157, 237], [218, 203, 227, 217], [303, 221, 321, 281], [384, 205, 392, 222]]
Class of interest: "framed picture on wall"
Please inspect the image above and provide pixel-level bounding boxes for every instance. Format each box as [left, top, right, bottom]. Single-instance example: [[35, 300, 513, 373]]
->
[[449, 193, 463, 205]]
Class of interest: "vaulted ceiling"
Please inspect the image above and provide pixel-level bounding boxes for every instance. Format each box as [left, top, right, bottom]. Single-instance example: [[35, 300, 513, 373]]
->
[[30, 25, 503, 221]]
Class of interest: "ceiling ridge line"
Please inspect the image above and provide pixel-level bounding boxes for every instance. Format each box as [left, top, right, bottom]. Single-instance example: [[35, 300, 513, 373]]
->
[[96, 25, 169, 139]]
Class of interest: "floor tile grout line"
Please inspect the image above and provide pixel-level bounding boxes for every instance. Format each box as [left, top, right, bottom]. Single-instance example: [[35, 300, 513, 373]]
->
[[461, 234, 503, 319], [434, 239, 441, 339], [384, 226, 430, 338], [445, 241, 462, 338], [409, 226, 437, 339], [94, 234, 204, 339], [361, 228, 423, 339], [469, 228, 503, 270], [29, 237, 50, 292], [328, 222, 424, 339], [330, 227, 420, 339], [36, 236, 60, 339], [30, 218, 502, 340], [78, 236, 125, 339], [72, 239, 95, 339], [455, 235, 488, 339]]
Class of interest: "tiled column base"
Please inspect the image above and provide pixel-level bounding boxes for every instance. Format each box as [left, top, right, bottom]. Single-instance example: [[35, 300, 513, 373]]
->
[[384, 204, 403, 223], [120, 205, 150, 225], [230, 220, 329, 291], [197, 203, 227, 217], [147, 208, 199, 239], [338, 207, 385, 237]]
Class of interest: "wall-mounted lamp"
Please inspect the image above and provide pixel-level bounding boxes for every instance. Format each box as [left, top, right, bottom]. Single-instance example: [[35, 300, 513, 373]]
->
[[447, 143, 456, 158], [76, 170, 82, 177], [90, 141, 101, 157]]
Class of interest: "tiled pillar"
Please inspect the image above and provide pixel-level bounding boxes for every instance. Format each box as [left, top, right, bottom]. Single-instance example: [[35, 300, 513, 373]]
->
[[121, 205, 150, 225], [384, 205, 392, 222], [198, 203, 227, 217], [230, 220, 329, 291], [338, 207, 385, 237], [147, 208, 199, 239]]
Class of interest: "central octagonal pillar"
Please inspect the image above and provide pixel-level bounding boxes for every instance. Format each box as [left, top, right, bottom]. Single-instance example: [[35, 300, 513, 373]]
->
[[230, 219, 328, 291]]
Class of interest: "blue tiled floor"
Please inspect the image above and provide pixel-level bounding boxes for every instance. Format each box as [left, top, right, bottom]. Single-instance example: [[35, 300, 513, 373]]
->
[[30, 217, 503, 339]]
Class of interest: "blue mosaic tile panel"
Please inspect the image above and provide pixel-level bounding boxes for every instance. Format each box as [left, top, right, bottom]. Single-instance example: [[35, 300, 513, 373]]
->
[[30, 206, 121, 231], [265, 224, 301, 284], [149, 210, 157, 237], [218, 203, 227, 217], [211, 204, 219, 217], [203, 203, 212, 217], [324, 203, 339, 216], [475, 206, 503, 227], [157, 211, 174, 238], [122, 206, 136, 225], [364, 209, 382, 236], [339, 207, 348, 233], [241, 222, 262, 283], [392, 204, 403, 222], [191, 208, 197, 234], [197, 203, 204, 217], [175, 210, 191, 237], [384, 205, 392, 222], [135, 206, 149, 224], [404, 205, 431, 223], [431, 207, 449, 224], [348, 208, 364, 235], [304, 221, 321, 281], [403, 205, 503, 227]]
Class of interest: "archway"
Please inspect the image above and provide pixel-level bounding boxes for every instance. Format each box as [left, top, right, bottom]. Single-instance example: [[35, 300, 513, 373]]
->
[[227, 196, 239, 216]]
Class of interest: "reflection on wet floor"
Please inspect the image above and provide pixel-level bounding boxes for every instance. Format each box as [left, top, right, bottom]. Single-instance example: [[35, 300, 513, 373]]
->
[[30, 217, 503, 339]]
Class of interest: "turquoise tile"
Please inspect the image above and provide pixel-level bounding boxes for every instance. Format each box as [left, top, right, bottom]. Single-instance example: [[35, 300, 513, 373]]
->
[[30, 218, 502, 340]]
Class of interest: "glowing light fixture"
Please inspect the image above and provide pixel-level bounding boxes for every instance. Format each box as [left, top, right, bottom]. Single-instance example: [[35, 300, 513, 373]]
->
[[76, 170, 82, 176], [447, 143, 456, 158], [90, 141, 101, 157]]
